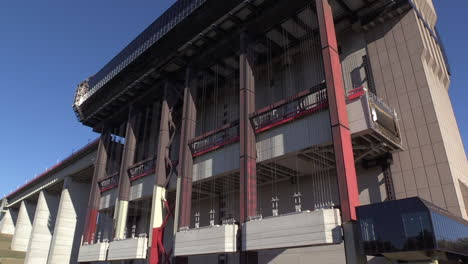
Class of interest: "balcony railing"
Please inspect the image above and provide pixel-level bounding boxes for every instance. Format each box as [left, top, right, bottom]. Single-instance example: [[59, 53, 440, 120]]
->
[[251, 83, 328, 133], [74, 0, 208, 107], [98, 173, 119, 192], [189, 121, 240, 157], [127, 157, 156, 181]]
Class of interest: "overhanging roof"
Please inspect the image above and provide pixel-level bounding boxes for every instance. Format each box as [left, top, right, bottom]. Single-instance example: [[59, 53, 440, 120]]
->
[[73, 0, 409, 128]]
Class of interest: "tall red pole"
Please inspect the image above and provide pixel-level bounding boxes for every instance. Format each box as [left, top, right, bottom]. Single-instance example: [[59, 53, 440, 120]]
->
[[316, 0, 360, 222]]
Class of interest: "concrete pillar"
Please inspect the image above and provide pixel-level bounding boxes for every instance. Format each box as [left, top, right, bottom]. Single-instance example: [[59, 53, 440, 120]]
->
[[83, 132, 108, 244], [114, 109, 137, 240], [0, 207, 18, 235], [149, 98, 175, 264], [175, 69, 197, 264], [24, 190, 60, 264], [239, 33, 258, 264], [315, 0, 364, 263], [178, 69, 197, 230], [239, 32, 257, 223], [11, 200, 36, 251], [47, 178, 90, 264]]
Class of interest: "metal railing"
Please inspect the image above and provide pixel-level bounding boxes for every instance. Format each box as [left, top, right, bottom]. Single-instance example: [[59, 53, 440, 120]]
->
[[127, 157, 156, 181], [74, 0, 208, 107], [98, 173, 119, 192], [189, 121, 240, 157], [251, 83, 328, 133]]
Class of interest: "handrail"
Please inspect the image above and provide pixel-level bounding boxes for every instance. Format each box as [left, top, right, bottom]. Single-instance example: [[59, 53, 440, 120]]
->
[[189, 121, 240, 157], [250, 83, 328, 133], [98, 172, 119, 192], [127, 157, 156, 181]]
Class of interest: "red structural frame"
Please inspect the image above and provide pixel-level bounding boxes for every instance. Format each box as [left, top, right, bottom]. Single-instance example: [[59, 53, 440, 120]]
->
[[316, 0, 360, 222]]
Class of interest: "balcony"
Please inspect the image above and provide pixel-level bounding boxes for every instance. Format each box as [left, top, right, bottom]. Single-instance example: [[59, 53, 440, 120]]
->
[[242, 209, 342, 251], [77, 242, 109, 262], [251, 83, 328, 133], [191, 122, 240, 182], [174, 224, 238, 256], [107, 236, 148, 261], [191, 85, 402, 182], [190, 121, 239, 157]]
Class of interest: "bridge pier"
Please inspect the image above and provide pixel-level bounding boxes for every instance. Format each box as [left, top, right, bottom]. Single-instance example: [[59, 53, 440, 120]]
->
[[48, 178, 90, 264], [0, 207, 17, 235], [11, 200, 36, 251], [24, 190, 60, 264]]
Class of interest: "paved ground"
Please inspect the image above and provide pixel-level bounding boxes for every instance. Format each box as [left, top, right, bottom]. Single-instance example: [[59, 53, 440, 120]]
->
[[0, 234, 25, 264]]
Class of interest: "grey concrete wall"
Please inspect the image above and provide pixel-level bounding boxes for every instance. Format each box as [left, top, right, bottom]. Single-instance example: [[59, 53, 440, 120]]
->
[[340, 29, 369, 94], [193, 142, 239, 182], [24, 191, 60, 264], [0, 207, 17, 235], [99, 188, 117, 210], [129, 174, 154, 201], [47, 180, 90, 264], [364, 6, 468, 218], [256, 111, 331, 162], [357, 164, 387, 205], [196, 76, 239, 136], [258, 244, 346, 264], [255, 36, 325, 111], [11, 200, 36, 251]]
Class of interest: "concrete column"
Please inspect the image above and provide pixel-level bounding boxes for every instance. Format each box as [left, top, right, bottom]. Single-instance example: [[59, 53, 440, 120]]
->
[[178, 69, 197, 230], [83, 133, 108, 244], [149, 98, 175, 264], [24, 190, 60, 264], [315, 1, 364, 263], [11, 201, 36, 251], [239, 33, 258, 264], [47, 178, 90, 264], [0, 207, 18, 235], [114, 109, 137, 240]]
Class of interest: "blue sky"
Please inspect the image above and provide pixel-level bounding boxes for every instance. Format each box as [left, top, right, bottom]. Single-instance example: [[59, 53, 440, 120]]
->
[[0, 1, 466, 197]]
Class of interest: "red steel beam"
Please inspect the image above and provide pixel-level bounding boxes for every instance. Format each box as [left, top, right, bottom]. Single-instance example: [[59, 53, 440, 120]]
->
[[316, 0, 360, 222]]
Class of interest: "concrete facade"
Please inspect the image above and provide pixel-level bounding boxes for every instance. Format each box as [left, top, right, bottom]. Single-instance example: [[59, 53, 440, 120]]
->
[[364, 3, 468, 219]]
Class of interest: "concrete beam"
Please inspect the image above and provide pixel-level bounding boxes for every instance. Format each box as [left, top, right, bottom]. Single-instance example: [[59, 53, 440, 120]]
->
[[24, 191, 60, 264], [11, 201, 36, 251], [48, 179, 90, 264]]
